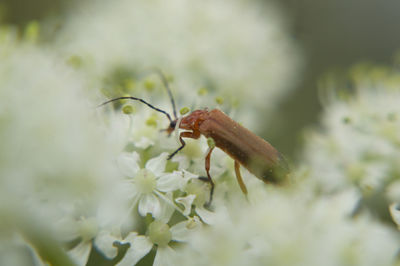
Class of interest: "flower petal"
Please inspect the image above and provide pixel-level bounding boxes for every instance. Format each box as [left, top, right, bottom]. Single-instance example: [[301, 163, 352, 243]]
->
[[54, 217, 80, 241], [138, 193, 161, 217], [134, 136, 155, 149], [153, 246, 176, 266], [181, 169, 199, 181], [171, 154, 190, 169], [117, 235, 153, 266], [156, 171, 185, 192], [145, 152, 168, 176], [175, 194, 196, 216], [390, 203, 400, 227], [117, 152, 140, 177], [170, 221, 190, 242], [156, 192, 176, 223], [119, 231, 138, 245], [94, 230, 119, 259], [68, 241, 91, 266], [97, 184, 140, 228], [196, 206, 217, 225]]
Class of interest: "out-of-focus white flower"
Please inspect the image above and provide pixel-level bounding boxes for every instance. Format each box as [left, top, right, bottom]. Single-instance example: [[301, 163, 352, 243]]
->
[[389, 203, 400, 229], [117, 218, 201, 266], [56, 0, 302, 127], [0, 27, 118, 265], [0, 35, 118, 215], [103, 105, 170, 150], [0, 236, 44, 266], [303, 65, 400, 213], [57, 216, 121, 265], [66, 217, 99, 265], [171, 186, 399, 266]]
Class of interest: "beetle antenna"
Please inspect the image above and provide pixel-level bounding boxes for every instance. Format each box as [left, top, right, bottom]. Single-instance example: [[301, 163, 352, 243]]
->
[[153, 68, 178, 120], [98, 96, 173, 123]]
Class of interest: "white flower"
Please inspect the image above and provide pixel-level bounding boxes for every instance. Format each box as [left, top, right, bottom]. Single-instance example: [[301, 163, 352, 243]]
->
[[0, 235, 44, 266], [170, 187, 399, 266], [0, 30, 117, 265], [104, 106, 169, 150], [56, 0, 302, 127], [54, 217, 101, 266], [57, 216, 122, 265], [303, 65, 400, 212], [117, 218, 201, 266], [117, 152, 186, 219]]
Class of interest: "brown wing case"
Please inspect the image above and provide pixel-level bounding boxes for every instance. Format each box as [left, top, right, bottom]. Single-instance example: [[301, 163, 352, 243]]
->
[[199, 109, 289, 183]]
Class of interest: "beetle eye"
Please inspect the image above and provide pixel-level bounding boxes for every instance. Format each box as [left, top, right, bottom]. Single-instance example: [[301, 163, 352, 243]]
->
[[170, 121, 176, 128]]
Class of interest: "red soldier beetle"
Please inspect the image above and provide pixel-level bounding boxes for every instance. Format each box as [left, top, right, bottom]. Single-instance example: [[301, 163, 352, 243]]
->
[[100, 70, 289, 205]]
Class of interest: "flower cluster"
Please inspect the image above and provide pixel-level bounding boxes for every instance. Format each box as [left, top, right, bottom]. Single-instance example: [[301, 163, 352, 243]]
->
[[303, 64, 400, 222], [0, 24, 216, 265], [170, 186, 399, 266], [55, 0, 302, 128], [0, 26, 117, 265]]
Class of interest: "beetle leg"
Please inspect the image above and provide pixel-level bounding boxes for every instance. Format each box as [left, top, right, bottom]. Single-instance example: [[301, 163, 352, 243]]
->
[[234, 160, 248, 195], [167, 130, 200, 160], [204, 147, 215, 206]]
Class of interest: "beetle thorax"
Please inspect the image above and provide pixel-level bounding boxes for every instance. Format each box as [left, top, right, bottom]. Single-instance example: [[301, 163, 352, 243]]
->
[[179, 109, 209, 130]]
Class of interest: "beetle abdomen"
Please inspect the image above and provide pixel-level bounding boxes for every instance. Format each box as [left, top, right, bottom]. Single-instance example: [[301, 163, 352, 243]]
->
[[199, 109, 289, 183]]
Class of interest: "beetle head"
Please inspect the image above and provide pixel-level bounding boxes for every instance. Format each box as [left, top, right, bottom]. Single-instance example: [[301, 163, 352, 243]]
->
[[164, 119, 178, 136]]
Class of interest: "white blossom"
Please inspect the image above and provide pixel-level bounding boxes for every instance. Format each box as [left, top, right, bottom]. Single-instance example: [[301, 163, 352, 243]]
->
[[303, 65, 400, 214], [117, 152, 187, 219], [171, 187, 399, 266], [55, 0, 302, 127], [0, 29, 117, 265], [117, 219, 201, 266]]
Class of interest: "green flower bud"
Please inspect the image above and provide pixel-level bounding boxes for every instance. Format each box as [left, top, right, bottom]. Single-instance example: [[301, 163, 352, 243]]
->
[[198, 87, 208, 96], [180, 107, 190, 115], [144, 79, 155, 91], [24, 21, 40, 43], [215, 97, 224, 105], [66, 55, 83, 69], [146, 116, 158, 127], [122, 104, 135, 114]]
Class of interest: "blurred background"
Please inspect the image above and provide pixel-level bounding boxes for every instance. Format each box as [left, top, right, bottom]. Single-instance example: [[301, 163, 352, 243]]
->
[[2, 0, 400, 159]]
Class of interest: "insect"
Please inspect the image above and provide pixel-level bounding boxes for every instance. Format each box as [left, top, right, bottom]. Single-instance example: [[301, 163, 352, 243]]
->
[[100, 70, 289, 204]]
